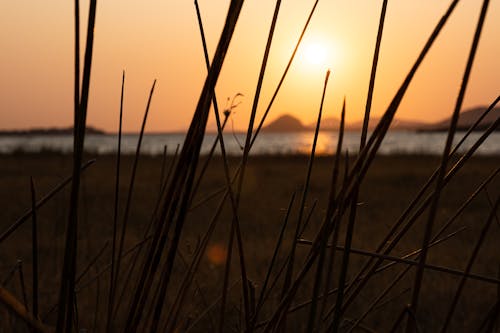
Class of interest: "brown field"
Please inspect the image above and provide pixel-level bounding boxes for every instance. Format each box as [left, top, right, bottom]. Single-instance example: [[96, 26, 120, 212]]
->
[[0, 152, 499, 331]]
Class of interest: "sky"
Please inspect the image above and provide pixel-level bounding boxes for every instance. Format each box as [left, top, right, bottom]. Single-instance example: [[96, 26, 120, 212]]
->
[[0, 0, 499, 132]]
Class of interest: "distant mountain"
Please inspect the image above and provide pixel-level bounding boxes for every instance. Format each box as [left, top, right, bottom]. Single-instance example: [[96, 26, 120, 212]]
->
[[251, 106, 500, 134], [263, 114, 428, 132], [348, 117, 428, 131], [306, 117, 341, 131], [262, 114, 308, 132], [421, 106, 500, 131], [0, 126, 106, 136]]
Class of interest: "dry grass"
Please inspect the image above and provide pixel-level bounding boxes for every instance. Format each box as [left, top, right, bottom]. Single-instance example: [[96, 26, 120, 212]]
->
[[0, 153, 498, 331]]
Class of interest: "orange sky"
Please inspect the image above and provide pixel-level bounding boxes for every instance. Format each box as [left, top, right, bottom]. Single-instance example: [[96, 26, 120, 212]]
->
[[0, 0, 499, 132]]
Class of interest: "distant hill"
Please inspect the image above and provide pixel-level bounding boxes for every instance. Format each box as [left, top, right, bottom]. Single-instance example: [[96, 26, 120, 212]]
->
[[263, 106, 499, 134], [421, 106, 500, 131], [266, 113, 430, 132], [263, 113, 430, 132], [0, 126, 106, 136], [306, 117, 340, 131], [262, 114, 308, 132], [348, 117, 428, 131]]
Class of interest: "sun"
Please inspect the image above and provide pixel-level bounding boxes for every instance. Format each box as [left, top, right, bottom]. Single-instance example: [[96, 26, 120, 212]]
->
[[305, 43, 327, 65], [302, 42, 329, 68]]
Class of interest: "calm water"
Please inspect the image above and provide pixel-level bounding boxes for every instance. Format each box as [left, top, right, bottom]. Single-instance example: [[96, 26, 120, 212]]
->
[[0, 131, 499, 156]]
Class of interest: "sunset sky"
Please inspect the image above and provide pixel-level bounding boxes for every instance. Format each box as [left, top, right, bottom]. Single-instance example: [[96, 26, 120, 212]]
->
[[0, 0, 499, 132]]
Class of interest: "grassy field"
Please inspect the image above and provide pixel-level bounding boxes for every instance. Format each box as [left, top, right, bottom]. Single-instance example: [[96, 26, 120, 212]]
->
[[0, 152, 498, 331], [2, 0, 500, 330]]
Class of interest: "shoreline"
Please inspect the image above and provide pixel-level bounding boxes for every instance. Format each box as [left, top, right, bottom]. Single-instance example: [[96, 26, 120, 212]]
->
[[2, 130, 499, 157]]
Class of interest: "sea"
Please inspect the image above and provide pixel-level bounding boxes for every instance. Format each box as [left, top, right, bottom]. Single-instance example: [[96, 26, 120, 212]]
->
[[0, 131, 499, 156]]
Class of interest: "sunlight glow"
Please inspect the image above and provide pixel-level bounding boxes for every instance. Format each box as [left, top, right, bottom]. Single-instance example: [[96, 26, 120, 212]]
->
[[302, 42, 329, 68], [305, 43, 327, 65]]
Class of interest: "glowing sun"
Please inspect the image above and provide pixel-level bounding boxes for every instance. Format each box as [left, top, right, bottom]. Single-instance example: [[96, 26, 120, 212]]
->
[[303, 42, 328, 67]]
